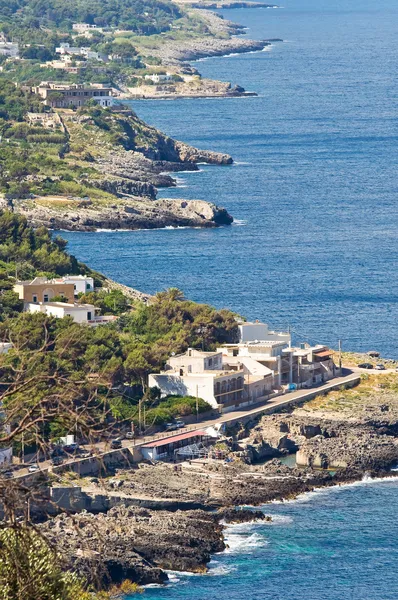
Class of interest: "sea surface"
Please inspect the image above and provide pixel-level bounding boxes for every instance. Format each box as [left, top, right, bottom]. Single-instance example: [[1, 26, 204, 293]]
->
[[61, 0, 398, 357], [130, 478, 398, 600]]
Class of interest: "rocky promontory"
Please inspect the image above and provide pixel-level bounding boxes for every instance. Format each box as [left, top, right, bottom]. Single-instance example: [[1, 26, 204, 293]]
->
[[146, 36, 271, 65], [3, 106, 234, 232], [9, 197, 233, 232], [41, 506, 264, 588]]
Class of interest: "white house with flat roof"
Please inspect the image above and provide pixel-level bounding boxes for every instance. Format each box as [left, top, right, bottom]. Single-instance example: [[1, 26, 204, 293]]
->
[[54, 275, 94, 296], [28, 302, 97, 324], [238, 321, 291, 345], [149, 349, 245, 413]]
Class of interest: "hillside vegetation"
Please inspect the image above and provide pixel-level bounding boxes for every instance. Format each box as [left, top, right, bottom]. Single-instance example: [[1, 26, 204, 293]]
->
[[0, 0, 182, 36]]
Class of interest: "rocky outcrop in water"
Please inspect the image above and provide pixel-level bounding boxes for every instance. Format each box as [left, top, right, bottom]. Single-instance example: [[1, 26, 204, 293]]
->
[[42, 506, 224, 587]]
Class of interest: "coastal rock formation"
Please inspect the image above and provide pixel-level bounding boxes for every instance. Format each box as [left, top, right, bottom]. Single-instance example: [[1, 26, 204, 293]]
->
[[246, 411, 398, 471], [1, 109, 235, 231], [41, 506, 226, 587], [10, 197, 233, 232], [148, 37, 271, 65]]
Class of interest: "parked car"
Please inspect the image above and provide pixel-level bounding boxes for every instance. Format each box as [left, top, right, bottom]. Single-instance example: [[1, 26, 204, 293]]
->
[[375, 364, 386, 370], [1, 470, 13, 479], [51, 456, 64, 466], [125, 432, 135, 440], [358, 363, 374, 369], [63, 443, 79, 454], [165, 423, 178, 432], [28, 463, 39, 473], [175, 420, 185, 429], [79, 451, 92, 459], [110, 439, 122, 449]]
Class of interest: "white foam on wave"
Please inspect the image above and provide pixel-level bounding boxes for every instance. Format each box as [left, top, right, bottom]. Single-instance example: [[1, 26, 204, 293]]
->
[[207, 559, 236, 576], [224, 531, 268, 554], [165, 569, 201, 580], [232, 219, 247, 226], [94, 228, 133, 233], [270, 474, 398, 506], [266, 514, 294, 525]]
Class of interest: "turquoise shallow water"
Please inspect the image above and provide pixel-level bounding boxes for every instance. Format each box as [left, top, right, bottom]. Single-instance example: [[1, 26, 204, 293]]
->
[[61, 0, 398, 357], [128, 478, 398, 600]]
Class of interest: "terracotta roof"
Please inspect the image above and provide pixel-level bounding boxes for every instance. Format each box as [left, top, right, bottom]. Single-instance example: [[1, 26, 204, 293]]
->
[[142, 430, 207, 449], [315, 350, 333, 358]]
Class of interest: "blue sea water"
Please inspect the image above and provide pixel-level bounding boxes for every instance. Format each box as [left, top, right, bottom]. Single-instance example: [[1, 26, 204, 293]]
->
[[61, 0, 398, 357], [127, 478, 398, 600]]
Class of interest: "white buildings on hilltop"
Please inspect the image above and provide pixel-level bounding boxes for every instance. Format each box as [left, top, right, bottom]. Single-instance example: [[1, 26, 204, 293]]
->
[[149, 321, 337, 414], [13, 275, 115, 325], [55, 43, 105, 62], [13, 275, 94, 305]]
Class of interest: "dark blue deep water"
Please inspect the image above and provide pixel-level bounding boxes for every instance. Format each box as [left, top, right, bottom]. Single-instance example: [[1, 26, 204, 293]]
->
[[62, 0, 398, 356], [131, 478, 398, 600]]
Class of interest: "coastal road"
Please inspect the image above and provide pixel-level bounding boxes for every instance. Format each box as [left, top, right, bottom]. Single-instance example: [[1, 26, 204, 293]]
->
[[118, 369, 361, 451], [12, 370, 360, 478]]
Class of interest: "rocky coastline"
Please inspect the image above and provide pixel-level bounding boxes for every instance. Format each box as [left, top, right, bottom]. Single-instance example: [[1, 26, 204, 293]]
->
[[2, 114, 234, 232], [124, 8, 283, 100], [38, 379, 398, 591]]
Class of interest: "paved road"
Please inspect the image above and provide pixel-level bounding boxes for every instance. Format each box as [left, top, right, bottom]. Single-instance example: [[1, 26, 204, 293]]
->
[[12, 370, 360, 478]]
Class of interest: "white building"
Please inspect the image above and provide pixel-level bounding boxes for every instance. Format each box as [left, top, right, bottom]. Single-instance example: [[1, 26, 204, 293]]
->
[[144, 73, 172, 83], [149, 349, 245, 413], [28, 302, 97, 324], [54, 275, 94, 296], [0, 42, 19, 58], [72, 23, 102, 32], [56, 44, 104, 61], [282, 345, 336, 388], [238, 320, 291, 345]]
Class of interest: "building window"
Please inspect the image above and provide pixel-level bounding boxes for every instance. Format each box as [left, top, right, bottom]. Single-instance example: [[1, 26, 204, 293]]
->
[[86, 283, 91, 290], [32, 295, 38, 303], [43, 295, 49, 303], [87, 312, 92, 321]]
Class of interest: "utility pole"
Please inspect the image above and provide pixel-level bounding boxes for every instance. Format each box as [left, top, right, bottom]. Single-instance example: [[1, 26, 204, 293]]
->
[[338, 339, 342, 373], [21, 433, 25, 464], [196, 385, 199, 422], [138, 398, 142, 434]]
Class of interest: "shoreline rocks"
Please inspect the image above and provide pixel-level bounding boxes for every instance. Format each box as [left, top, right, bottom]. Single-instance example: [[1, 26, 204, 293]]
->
[[10, 197, 233, 232]]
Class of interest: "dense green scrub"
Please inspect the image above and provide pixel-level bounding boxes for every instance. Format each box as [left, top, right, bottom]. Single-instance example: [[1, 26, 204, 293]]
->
[[0, 0, 182, 36]]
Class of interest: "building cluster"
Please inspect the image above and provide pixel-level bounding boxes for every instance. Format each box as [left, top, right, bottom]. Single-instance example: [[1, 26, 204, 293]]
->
[[149, 321, 337, 414], [12, 276, 115, 325]]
